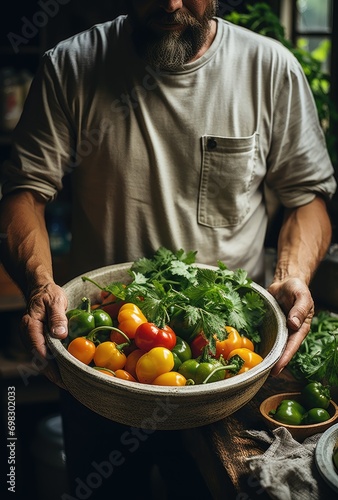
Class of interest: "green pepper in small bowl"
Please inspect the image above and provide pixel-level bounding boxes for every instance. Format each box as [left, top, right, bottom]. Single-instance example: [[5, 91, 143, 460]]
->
[[270, 399, 307, 425], [260, 392, 338, 442], [301, 381, 331, 410], [302, 408, 331, 425]]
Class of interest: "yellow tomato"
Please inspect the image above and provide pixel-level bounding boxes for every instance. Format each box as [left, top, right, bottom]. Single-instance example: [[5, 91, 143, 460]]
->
[[152, 372, 187, 386]]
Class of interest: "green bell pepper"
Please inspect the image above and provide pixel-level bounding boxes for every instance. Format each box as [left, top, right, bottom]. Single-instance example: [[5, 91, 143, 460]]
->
[[301, 381, 331, 410], [178, 359, 224, 384], [67, 297, 113, 341], [270, 399, 307, 425], [178, 359, 200, 381], [194, 361, 224, 385], [302, 408, 331, 424], [178, 347, 244, 384], [68, 297, 95, 340], [92, 308, 113, 329]]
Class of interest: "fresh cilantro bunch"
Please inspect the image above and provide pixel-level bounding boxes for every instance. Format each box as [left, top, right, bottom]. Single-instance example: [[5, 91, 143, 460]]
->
[[103, 247, 266, 353], [288, 311, 338, 387]]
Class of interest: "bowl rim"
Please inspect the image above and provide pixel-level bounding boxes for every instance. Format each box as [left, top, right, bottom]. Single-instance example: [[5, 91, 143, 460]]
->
[[47, 262, 288, 396], [315, 422, 338, 493], [260, 391, 338, 429]]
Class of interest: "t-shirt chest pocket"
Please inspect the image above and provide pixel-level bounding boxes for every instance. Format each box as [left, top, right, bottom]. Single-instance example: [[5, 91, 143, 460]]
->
[[198, 133, 259, 227]]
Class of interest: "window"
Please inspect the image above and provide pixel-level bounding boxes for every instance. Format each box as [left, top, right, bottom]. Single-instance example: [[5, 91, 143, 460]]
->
[[292, 0, 333, 73], [281, 0, 337, 167]]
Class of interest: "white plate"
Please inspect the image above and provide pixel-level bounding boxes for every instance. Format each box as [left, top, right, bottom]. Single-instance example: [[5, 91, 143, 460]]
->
[[315, 423, 338, 493]]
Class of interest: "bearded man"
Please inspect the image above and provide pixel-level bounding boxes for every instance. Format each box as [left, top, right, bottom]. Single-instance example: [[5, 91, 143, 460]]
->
[[0, 1, 335, 498]]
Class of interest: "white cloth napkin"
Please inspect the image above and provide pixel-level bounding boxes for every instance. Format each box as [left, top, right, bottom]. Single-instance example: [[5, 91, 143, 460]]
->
[[245, 427, 323, 500]]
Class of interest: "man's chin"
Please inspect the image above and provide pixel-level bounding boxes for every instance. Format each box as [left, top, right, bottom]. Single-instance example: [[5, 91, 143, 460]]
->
[[140, 35, 199, 70]]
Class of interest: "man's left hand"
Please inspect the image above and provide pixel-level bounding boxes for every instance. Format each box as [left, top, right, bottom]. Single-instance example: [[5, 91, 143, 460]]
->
[[267, 277, 314, 376]]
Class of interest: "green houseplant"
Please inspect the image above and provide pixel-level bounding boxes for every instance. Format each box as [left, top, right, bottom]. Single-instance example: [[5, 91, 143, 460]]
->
[[224, 2, 338, 166]]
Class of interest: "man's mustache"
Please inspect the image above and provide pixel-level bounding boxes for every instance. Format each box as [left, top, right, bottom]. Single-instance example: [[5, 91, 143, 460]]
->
[[146, 11, 202, 28]]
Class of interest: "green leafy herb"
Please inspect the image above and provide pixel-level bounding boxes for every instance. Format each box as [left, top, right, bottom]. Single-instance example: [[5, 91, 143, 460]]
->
[[288, 311, 338, 387], [83, 247, 267, 353]]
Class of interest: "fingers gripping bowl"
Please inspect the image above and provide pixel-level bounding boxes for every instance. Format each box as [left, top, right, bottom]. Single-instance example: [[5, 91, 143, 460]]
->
[[46, 263, 288, 430]]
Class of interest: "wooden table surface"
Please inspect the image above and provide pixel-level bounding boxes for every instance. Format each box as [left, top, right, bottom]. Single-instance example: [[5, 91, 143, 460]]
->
[[182, 370, 337, 499]]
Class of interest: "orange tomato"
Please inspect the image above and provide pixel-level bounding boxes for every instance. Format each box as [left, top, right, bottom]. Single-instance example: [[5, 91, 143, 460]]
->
[[93, 341, 127, 371], [124, 349, 145, 379], [94, 367, 115, 376], [68, 337, 96, 365], [114, 369, 137, 382]]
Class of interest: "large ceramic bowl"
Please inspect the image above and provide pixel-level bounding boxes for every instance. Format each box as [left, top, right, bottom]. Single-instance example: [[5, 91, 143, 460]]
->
[[46, 263, 288, 430]]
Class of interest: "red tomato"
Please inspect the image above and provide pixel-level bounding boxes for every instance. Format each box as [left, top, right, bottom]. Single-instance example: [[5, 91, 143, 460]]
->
[[135, 323, 176, 352], [190, 333, 208, 358]]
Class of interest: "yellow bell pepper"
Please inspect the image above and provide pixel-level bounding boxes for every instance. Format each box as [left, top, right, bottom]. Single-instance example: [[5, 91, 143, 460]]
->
[[117, 303, 147, 339]]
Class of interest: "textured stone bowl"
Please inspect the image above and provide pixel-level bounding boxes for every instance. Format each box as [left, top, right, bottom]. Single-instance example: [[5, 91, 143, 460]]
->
[[315, 423, 338, 493], [47, 262, 288, 430]]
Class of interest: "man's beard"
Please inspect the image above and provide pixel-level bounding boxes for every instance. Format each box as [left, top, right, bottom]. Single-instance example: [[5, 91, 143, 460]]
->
[[129, 2, 218, 70]]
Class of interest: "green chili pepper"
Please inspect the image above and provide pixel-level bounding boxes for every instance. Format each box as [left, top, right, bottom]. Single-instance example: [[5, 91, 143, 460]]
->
[[194, 361, 225, 385], [66, 308, 84, 320], [194, 347, 227, 384], [302, 408, 331, 424], [87, 308, 113, 343], [301, 381, 331, 410], [178, 359, 200, 381], [92, 308, 113, 329], [172, 336, 192, 370], [178, 358, 224, 384], [68, 297, 95, 340], [67, 297, 113, 341], [178, 347, 243, 384]]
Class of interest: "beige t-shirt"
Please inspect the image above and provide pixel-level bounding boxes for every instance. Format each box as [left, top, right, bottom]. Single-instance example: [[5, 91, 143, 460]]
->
[[2, 16, 336, 281]]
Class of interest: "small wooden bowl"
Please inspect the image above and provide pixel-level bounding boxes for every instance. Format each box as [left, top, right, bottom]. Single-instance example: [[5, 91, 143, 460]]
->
[[260, 392, 338, 442]]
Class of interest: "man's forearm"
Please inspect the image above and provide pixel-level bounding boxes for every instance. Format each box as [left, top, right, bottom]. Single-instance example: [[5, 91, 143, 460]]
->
[[0, 190, 54, 300], [273, 196, 332, 285]]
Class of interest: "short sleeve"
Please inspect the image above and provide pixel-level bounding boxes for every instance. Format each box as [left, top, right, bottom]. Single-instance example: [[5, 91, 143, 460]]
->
[[265, 56, 336, 207]]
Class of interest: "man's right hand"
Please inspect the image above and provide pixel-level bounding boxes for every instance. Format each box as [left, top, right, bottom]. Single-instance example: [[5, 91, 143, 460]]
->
[[21, 282, 69, 388]]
